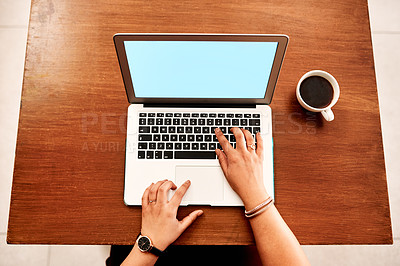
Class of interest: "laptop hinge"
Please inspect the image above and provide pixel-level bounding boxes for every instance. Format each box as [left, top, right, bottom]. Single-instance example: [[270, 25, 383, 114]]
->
[[143, 103, 257, 108]]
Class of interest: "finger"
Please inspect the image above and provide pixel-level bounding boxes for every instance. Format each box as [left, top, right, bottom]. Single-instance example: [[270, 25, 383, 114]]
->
[[241, 128, 255, 152], [214, 128, 233, 153], [141, 183, 153, 208], [149, 179, 167, 203], [215, 149, 228, 175], [230, 127, 246, 150], [179, 210, 203, 232], [157, 180, 177, 204], [256, 132, 264, 159], [170, 180, 191, 206]]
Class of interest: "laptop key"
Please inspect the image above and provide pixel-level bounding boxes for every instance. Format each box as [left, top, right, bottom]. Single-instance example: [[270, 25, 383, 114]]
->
[[151, 126, 159, 133], [156, 118, 163, 125], [138, 151, 145, 159], [149, 143, 156, 149], [139, 113, 146, 117], [139, 126, 150, 133], [183, 143, 190, 150], [200, 143, 207, 150], [146, 151, 154, 159], [185, 127, 193, 133], [148, 118, 155, 125], [148, 113, 155, 117], [138, 142, 147, 149], [139, 118, 146, 125], [168, 126, 176, 133], [192, 143, 199, 150], [166, 143, 173, 150], [164, 151, 173, 159], [202, 127, 210, 133], [174, 151, 216, 159], [157, 143, 165, 149], [139, 135, 152, 141], [209, 143, 216, 150], [249, 119, 260, 126], [155, 151, 163, 159], [175, 143, 182, 150], [232, 119, 239, 126]]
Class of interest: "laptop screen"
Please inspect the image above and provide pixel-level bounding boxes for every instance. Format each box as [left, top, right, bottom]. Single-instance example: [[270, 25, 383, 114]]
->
[[124, 41, 278, 99]]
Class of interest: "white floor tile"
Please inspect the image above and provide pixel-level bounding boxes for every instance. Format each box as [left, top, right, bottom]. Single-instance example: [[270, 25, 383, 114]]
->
[[372, 33, 400, 238], [303, 240, 400, 266], [368, 0, 400, 32], [0, 0, 31, 27], [0, 28, 28, 233], [48, 245, 111, 266], [0, 234, 49, 266]]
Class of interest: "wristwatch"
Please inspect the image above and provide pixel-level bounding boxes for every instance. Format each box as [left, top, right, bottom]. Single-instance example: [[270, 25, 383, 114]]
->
[[136, 234, 165, 257]]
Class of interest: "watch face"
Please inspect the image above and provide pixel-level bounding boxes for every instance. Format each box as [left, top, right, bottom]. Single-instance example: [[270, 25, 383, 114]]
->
[[138, 236, 151, 252]]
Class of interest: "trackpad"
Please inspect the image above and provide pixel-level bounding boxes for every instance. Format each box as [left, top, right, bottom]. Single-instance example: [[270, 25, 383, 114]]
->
[[175, 166, 224, 204]]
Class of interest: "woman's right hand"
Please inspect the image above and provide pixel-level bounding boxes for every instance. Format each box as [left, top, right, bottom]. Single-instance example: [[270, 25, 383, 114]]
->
[[214, 127, 269, 210]]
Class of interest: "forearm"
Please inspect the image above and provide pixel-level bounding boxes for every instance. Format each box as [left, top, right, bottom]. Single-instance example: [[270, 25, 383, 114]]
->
[[249, 205, 310, 266], [121, 243, 158, 266]]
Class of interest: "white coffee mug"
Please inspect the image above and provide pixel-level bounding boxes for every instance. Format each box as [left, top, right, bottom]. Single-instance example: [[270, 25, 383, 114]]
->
[[296, 70, 340, 121]]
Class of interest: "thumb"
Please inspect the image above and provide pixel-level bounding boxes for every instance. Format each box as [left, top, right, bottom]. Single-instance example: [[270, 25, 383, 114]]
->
[[180, 210, 203, 232]]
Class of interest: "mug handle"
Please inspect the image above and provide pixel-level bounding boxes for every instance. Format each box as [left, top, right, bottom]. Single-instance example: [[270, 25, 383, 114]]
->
[[321, 108, 334, 121]]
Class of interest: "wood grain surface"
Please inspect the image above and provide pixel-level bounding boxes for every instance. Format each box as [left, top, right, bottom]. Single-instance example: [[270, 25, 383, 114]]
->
[[7, 0, 392, 245]]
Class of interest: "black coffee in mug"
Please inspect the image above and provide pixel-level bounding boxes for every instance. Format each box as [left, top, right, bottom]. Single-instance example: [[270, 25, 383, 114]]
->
[[299, 76, 334, 108]]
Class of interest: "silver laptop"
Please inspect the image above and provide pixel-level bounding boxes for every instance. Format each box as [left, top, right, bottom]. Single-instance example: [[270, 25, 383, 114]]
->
[[114, 34, 288, 206]]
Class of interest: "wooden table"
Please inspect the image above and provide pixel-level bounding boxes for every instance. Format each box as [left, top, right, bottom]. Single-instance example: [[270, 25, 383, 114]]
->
[[8, 0, 392, 245]]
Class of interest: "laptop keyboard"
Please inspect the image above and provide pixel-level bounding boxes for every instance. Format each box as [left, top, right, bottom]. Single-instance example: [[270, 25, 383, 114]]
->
[[137, 112, 261, 159]]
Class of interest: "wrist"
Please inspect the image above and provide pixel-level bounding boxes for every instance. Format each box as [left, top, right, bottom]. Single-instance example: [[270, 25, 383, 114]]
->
[[140, 231, 169, 251], [242, 189, 269, 211]]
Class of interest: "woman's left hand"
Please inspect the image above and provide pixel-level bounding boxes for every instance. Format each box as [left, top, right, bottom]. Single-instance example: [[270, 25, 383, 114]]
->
[[140, 179, 203, 251]]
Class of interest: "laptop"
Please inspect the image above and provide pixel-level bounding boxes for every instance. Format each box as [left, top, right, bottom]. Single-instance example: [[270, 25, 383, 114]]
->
[[113, 34, 288, 206]]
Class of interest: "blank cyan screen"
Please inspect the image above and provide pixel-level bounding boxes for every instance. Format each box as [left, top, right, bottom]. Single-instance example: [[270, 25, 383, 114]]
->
[[124, 41, 278, 98]]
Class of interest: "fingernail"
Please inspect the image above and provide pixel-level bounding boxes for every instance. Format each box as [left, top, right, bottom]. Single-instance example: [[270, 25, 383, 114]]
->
[[185, 180, 191, 184], [197, 210, 204, 216], [215, 128, 220, 133]]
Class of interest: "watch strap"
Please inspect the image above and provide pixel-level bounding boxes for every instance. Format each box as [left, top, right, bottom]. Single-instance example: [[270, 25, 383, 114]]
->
[[149, 246, 164, 257]]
